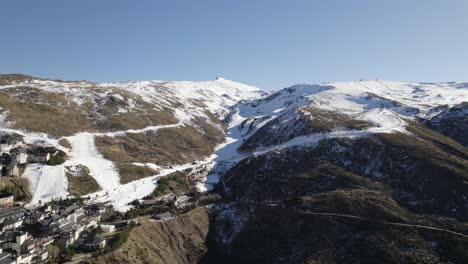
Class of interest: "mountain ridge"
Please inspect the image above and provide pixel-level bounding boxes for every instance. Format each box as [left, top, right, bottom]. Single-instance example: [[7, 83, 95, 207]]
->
[[0, 73, 466, 210], [1, 73, 467, 263]]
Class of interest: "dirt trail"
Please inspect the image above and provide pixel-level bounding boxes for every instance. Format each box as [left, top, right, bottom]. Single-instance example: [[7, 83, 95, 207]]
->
[[295, 210, 468, 239]]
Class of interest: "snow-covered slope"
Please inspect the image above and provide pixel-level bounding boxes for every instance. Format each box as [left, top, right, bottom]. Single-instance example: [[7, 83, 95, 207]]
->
[[98, 77, 264, 120], [198, 80, 468, 191]]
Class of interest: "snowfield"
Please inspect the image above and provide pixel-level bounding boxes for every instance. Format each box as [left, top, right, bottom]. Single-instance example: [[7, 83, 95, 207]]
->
[[66, 133, 120, 190], [0, 78, 466, 211], [23, 164, 69, 205]]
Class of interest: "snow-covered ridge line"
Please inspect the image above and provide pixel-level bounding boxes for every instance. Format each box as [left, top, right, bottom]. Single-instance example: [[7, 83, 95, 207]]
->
[[323, 80, 468, 117], [0, 76, 265, 127]]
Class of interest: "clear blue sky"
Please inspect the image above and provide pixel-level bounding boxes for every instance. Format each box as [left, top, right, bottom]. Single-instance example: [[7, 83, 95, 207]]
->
[[1, 0, 467, 90]]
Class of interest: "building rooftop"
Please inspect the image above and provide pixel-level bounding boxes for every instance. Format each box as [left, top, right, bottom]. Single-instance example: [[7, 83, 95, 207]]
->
[[153, 212, 172, 220], [0, 206, 24, 219]]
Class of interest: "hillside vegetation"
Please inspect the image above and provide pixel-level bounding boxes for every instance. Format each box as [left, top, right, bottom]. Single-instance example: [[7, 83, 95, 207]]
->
[[93, 207, 210, 264]]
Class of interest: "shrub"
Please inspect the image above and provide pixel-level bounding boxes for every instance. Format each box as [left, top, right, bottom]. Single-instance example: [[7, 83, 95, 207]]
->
[[47, 150, 66, 166]]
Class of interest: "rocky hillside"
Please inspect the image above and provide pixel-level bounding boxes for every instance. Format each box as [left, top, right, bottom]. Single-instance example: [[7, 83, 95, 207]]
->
[[421, 102, 468, 147]]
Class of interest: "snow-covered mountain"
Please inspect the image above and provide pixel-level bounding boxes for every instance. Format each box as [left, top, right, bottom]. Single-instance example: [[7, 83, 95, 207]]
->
[[0, 74, 467, 215], [0, 74, 265, 209], [1, 74, 468, 262], [200, 81, 468, 263], [201, 80, 467, 191]]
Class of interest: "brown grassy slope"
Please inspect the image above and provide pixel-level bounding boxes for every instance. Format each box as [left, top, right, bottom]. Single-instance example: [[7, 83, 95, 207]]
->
[[0, 85, 179, 137], [115, 164, 158, 185], [94, 114, 223, 184], [95, 120, 224, 184], [0, 87, 92, 137], [93, 207, 210, 264], [65, 165, 101, 196], [0, 74, 38, 85], [90, 89, 178, 132], [145, 170, 193, 199], [0, 178, 31, 203]]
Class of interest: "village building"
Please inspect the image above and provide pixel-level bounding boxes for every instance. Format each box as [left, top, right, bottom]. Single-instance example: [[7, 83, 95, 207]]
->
[[57, 230, 76, 247], [175, 195, 193, 209], [152, 212, 172, 221], [4, 164, 19, 178], [87, 203, 107, 214], [76, 231, 106, 251], [0, 198, 110, 263], [11, 152, 27, 165], [0, 207, 24, 232], [0, 231, 14, 251], [23, 211, 45, 225], [0, 144, 10, 154], [29, 152, 50, 164], [99, 224, 115, 233], [0, 194, 13, 209], [0, 248, 15, 264], [11, 231, 29, 253], [0, 216, 23, 232], [29, 146, 59, 164], [139, 193, 176, 207]]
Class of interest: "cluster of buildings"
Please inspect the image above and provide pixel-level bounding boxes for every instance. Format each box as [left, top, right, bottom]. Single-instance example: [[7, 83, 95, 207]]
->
[[0, 150, 28, 178], [0, 143, 58, 178], [0, 201, 109, 264], [0, 134, 119, 263], [141, 193, 194, 210], [140, 193, 196, 222], [0, 206, 50, 264]]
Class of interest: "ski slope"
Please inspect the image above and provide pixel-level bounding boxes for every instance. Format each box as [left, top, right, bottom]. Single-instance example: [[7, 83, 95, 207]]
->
[[66, 133, 120, 190], [23, 164, 69, 205]]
